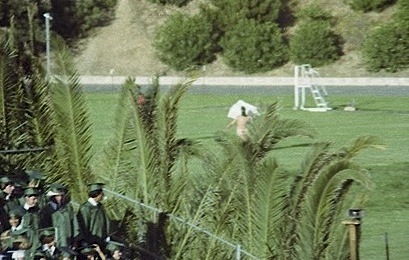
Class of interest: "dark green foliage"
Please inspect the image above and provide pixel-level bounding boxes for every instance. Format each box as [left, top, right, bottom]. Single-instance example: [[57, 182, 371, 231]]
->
[[395, 0, 409, 24], [0, 31, 55, 176], [202, 0, 282, 33], [154, 13, 217, 71], [220, 19, 288, 73], [348, 0, 396, 12], [146, 0, 191, 7], [290, 20, 342, 67], [360, 0, 409, 72], [51, 0, 117, 40], [361, 22, 409, 72], [296, 4, 333, 22]]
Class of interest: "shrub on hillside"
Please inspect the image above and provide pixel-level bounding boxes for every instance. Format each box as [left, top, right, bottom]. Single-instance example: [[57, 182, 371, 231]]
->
[[361, 22, 409, 72], [395, 0, 409, 23], [51, 0, 117, 40], [146, 0, 191, 7], [348, 0, 396, 12], [289, 20, 342, 67], [220, 19, 288, 74], [154, 13, 217, 71], [201, 0, 283, 33], [360, 0, 409, 72]]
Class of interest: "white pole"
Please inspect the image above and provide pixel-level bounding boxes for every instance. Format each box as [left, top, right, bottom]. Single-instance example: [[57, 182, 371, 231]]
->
[[294, 65, 299, 110], [43, 13, 53, 80]]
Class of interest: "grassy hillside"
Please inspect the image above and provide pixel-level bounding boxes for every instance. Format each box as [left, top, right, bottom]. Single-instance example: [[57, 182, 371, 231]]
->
[[74, 0, 408, 77]]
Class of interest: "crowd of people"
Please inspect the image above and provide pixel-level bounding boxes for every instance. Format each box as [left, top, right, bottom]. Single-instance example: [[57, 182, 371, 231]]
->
[[0, 170, 124, 259]]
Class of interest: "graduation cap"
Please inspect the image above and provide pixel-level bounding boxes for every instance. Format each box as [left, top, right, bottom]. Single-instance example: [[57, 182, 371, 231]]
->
[[80, 246, 97, 255], [0, 176, 13, 184], [106, 240, 125, 253], [24, 187, 40, 196], [46, 183, 67, 196], [39, 227, 55, 238], [87, 183, 105, 192], [8, 206, 26, 218], [59, 246, 79, 257]]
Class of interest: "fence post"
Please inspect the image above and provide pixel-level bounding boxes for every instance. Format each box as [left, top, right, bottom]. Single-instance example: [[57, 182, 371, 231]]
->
[[342, 219, 361, 260]]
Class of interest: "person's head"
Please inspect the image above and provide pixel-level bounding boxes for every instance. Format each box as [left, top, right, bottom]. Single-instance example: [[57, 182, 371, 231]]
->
[[8, 207, 24, 227], [12, 232, 32, 250], [24, 187, 39, 207], [87, 183, 105, 202], [241, 106, 247, 116], [39, 229, 56, 246], [25, 170, 45, 188], [46, 183, 68, 205], [80, 246, 97, 260], [106, 242, 124, 259], [0, 176, 15, 194]]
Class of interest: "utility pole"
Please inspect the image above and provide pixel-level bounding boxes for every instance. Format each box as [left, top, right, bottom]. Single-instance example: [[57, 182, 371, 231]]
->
[[43, 13, 53, 80]]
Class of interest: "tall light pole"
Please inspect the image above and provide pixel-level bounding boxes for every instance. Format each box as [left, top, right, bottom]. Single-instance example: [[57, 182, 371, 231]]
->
[[43, 13, 53, 80]]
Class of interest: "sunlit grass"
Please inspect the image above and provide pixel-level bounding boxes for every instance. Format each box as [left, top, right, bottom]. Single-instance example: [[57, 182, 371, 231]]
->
[[86, 90, 409, 259]]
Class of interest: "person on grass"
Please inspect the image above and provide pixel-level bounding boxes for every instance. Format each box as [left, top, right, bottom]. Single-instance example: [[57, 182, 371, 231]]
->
[[226, 106, 251, 141]]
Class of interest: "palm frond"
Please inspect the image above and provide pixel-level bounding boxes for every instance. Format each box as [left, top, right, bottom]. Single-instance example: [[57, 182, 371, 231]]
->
[[48, 41, 94, 202], [94, 78, 143, 219], [248, 158, 289, 258]]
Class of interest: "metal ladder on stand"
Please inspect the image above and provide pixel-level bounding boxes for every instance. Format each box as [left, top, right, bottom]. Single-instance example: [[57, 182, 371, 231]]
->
[[310, 84, 329, 109]]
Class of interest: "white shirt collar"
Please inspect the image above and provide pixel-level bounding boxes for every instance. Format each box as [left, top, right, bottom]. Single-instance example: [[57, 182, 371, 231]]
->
[[88, 197, 98, 206]]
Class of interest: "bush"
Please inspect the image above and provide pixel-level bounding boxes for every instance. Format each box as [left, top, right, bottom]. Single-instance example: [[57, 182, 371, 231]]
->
[[202, 0, 282, 33], [290, 20, 342, 67], [146, 0, 191, 7], [361, 22, 409, 72], [348, 0, 396, 12], [154, 13, 217, 71], [220, 19, 288, 73]]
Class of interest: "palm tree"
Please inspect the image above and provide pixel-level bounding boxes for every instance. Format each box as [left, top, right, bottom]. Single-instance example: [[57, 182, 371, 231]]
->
[[0, 23, 54, 178]]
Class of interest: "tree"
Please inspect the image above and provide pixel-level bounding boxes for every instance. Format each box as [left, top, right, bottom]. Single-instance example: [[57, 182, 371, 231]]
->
[[290, 6, 343, 67], [360, 0, 409, 72], [154, 13, 217, 71], [220, 19, 288, 73]]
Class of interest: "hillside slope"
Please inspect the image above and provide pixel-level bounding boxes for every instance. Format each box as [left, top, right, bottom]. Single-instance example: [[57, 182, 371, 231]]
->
[[74, 0, 407, 77], [74, 0, 167, 76]]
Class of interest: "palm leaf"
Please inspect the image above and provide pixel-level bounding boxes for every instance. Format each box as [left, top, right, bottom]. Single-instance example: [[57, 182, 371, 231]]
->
[[48, 40, 94, 202]]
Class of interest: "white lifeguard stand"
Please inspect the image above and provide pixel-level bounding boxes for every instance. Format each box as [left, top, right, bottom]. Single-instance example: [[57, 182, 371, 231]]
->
[[294, 64, 331, 112]]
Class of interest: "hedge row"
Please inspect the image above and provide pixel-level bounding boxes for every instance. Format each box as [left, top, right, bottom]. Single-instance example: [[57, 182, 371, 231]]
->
[[154, 3, 342, 73]]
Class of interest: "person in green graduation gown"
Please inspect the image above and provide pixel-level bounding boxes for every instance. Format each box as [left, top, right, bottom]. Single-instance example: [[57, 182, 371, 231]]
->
[[39, 183, 80, 248], [76, 183, 111, 249]]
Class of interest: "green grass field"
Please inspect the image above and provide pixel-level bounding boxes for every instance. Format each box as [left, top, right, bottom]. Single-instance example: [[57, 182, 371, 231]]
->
[[85, 90, 409, 259]]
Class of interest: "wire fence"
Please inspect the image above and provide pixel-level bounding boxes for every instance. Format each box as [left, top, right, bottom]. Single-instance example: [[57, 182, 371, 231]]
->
[[104, 189, 260, 260]]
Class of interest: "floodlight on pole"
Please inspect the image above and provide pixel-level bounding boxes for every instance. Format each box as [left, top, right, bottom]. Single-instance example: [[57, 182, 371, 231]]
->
[[43, 13, 53, 80]]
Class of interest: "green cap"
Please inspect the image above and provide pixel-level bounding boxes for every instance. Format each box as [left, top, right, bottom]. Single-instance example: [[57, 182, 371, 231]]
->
[[9, 206, 25, 218], [106, 240, 125, 253], [24, 187, 40, 196], [0, 176, 13, 184], [88, 182, 105, 192], [46, 183, 67, 196], [60, 246, 79, 256], [80, 246, 96, 255], [39, 227, 55, 238]]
